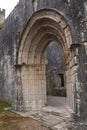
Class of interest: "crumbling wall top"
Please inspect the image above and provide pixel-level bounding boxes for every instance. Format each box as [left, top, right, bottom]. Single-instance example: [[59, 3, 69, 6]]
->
[[0, 8, 5, 24], [0, 8, 5, 16]]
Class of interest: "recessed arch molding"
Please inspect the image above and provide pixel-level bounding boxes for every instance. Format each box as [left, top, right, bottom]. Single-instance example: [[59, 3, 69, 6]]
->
[[17, 9, 73, 65]]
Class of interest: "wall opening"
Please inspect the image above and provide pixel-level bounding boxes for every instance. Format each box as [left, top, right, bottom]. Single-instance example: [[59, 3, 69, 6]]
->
[[44, 41, 67, 107], [17, 9, 75, 113]]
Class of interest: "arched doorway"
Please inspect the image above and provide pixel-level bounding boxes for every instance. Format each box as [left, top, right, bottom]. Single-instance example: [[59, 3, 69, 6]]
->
[[45, 41, 66, 107], [17, 9, 75, 113]]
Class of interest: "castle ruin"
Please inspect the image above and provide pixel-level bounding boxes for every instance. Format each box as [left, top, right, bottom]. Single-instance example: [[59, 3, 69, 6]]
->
[[0, 0, 87, 129]]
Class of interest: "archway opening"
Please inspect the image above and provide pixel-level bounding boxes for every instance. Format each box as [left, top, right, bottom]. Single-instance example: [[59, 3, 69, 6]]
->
[[42, 41, 67, 108], [17, 9, 75, 113]]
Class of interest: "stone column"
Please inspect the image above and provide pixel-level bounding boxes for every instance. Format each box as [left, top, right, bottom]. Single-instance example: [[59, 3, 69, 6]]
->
[[66, 44, 87, 129], [65, 50, 76, 112], [21, 64, 46, 113], [77, 43, 87, 120], [68, 45, 81, 117]]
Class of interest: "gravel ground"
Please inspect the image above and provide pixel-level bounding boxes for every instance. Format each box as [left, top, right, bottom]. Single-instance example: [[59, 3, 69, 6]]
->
[[0, 101, 51, 130], [0, 112, 51, 130]]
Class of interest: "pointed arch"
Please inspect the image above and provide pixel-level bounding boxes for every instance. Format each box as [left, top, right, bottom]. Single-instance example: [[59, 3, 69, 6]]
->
[[17, 9, 73, 65]]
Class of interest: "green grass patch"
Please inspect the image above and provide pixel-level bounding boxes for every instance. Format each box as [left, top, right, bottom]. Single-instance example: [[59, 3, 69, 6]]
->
[[0, 101, 11, 112]]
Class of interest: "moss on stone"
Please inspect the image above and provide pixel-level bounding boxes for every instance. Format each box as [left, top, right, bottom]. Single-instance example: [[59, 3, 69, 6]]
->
[[0, 23, 3, 29], [0, 101, 11, 112]]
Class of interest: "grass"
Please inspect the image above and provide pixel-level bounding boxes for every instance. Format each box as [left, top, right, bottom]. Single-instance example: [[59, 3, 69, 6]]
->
[[0, 100, 11, 112], [0, 23, 3, 29], [0, 101, 52, 130], [0, 101, 24, 130]]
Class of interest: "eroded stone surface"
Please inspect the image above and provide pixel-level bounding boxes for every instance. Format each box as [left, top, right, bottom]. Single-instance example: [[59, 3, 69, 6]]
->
[[0, 0, 87, 129]]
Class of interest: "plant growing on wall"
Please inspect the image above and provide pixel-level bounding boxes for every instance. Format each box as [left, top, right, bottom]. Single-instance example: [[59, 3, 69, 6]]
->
[[0, 23, 2, 29]]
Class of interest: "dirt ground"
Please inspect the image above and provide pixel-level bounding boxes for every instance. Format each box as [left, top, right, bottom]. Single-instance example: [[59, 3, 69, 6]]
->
[[0, 101, 51, 130]]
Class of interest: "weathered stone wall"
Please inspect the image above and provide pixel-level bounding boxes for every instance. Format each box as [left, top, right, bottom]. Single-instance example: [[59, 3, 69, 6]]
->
[[0, 0, 85, 102], [0, 0, 87, 129], [0, 0, 34, 104]]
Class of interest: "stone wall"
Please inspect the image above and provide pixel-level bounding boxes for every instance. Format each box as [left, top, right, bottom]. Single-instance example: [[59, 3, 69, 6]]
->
[[0, 0, 87, 129]]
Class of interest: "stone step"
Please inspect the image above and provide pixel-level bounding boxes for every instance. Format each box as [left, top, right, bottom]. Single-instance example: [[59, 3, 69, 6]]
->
[[40, 106, 70, 130], [40, 113, 68, 130], [47, 96, 67, 107], [41, 106, 70, 118], [41, 114, 64, 128]]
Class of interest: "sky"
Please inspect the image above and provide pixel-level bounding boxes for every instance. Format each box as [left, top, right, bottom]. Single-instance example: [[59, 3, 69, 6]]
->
[[0, 0, 19, 18]]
